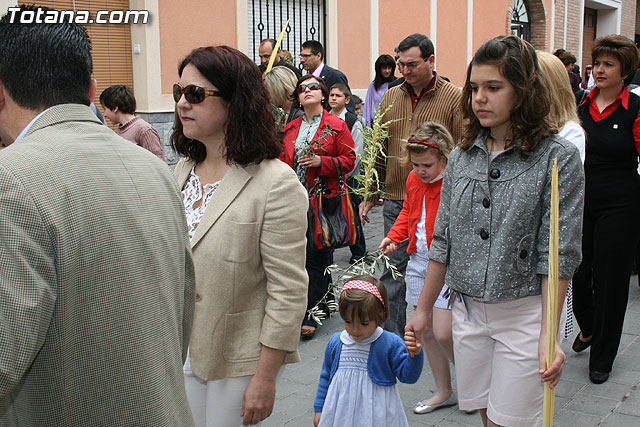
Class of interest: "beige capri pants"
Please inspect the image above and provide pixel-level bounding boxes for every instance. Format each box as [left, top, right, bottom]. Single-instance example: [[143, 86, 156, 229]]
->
[[452, 294, 565, 427]]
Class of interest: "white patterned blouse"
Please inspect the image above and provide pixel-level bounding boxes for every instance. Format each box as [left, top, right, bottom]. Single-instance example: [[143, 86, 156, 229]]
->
[[181, 166, 220, 241]]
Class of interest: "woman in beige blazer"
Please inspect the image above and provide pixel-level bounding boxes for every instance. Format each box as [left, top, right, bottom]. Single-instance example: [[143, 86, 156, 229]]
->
[[171, 46, 309, 426]]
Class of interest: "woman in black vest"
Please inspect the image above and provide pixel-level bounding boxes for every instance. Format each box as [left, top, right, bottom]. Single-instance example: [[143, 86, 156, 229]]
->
[[572, 35, 640, 384]]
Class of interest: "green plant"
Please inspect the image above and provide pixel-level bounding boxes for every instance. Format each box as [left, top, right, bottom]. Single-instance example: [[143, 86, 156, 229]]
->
[[306, 250, 402, 325], [296, 123, 333, 157], [297, 123, 334, 195], [351, 99, 403, 202]]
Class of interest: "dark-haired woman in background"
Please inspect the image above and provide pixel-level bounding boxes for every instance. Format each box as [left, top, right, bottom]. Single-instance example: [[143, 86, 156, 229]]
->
[[171, 45, 308, 426], [363, 54, 396, 125], [282, 75, 355, 339], [572, 35, 640, 385]]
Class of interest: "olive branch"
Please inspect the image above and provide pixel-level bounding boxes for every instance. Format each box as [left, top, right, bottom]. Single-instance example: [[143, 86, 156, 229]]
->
[[306, 250, 402, 325], [351, 99, 404, 202], [296, 123, 333, 157]]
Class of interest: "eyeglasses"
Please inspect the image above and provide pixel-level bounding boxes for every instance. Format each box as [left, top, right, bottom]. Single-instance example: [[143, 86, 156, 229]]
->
[[396, 59, 426, 71], [173, 83, 221, 104], [296, 82, 322, 94], [300, 53, 314, 58]]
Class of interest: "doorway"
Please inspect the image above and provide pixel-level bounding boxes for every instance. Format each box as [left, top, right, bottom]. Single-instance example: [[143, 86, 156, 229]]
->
[[582, 8, 597, 83]]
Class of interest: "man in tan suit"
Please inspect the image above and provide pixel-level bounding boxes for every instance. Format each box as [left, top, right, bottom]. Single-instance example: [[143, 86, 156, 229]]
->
[[0, 6, 195, 425]]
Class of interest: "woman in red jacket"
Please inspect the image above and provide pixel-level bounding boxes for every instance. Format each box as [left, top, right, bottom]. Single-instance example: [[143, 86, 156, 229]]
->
[[282, 75, 356, 338]]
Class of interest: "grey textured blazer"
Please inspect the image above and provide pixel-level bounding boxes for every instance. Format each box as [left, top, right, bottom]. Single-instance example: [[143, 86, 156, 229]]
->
[[174, 157, 309, 381], [430, 132, 584, 301], [0, 104, 195, 426]]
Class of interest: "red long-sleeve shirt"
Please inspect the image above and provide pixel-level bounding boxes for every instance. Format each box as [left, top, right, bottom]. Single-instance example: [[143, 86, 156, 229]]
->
[[386, 170, 442, 254]]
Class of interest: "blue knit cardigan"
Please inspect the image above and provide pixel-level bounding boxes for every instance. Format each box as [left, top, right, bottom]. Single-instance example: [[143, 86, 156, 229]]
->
[[314, 330, 424, 412]]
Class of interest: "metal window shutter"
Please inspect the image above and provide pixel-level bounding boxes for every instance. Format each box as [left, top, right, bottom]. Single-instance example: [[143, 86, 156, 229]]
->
[[20, 1, 134, 125]]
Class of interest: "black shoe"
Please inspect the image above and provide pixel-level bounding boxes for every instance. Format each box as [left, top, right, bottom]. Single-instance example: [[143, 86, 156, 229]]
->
[[589, 370, 609, 384], [300, 326, 316, 340], [572, 333, 592, 353]]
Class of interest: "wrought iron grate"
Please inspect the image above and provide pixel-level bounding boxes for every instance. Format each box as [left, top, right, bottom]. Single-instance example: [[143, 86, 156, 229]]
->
[[249, 0, 326, 70]]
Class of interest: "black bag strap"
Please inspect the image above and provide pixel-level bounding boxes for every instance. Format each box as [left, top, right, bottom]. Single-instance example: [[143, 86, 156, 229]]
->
[[329, 157, 346, 190], [314, 157, 345, 195]]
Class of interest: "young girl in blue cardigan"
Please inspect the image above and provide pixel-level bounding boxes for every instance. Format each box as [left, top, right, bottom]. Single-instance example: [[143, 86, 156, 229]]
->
[[313, 275, 424, 427]]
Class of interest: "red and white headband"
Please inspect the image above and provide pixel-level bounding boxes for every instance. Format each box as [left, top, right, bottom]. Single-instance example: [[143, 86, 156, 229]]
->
[[341, 280, 385, 308]]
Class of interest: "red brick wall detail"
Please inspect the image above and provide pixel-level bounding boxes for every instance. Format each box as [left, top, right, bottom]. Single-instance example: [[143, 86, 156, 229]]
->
[[505, 0, 547, 50]]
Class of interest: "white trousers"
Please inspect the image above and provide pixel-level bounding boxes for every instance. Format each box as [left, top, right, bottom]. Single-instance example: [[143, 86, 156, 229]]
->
[[184, 354, 284, 427], [185, 373, 255, 427]]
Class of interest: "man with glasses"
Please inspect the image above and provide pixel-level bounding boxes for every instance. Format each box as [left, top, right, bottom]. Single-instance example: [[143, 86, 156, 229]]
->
[[258, 38, 301, 78], [360, 33, 464, 336], [0, 6, 195, 425], [300, 40, 355, 113]]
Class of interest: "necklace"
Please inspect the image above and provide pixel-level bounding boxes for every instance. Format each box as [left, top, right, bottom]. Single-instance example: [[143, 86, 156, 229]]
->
[[489, 132, 509, 141]]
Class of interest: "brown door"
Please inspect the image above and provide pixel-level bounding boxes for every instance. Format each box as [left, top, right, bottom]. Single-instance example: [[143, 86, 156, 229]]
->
[[582, 8, 597, 80]]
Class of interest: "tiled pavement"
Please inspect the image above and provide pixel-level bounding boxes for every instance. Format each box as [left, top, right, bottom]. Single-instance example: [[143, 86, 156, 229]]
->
[[264, 204, 640, 426]]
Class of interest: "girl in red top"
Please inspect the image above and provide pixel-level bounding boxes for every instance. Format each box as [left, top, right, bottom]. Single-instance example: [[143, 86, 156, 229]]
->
[[379, 122, 456, 414]]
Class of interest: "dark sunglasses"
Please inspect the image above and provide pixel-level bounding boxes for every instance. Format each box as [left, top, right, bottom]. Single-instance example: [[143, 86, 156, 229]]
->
[[297, 82, 322, 94], [173, 83, 221, 104]]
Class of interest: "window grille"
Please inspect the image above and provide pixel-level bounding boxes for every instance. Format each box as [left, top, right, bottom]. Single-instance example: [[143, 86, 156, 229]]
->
[[511, 0, 531, 42], [248, 0, 326, 70]]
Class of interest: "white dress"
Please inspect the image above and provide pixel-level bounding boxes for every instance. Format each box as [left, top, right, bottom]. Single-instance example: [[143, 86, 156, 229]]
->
[[319, 327, 409, 427]]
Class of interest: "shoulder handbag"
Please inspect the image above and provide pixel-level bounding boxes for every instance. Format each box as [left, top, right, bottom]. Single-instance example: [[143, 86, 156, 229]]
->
[[307, 157, 358, 251]]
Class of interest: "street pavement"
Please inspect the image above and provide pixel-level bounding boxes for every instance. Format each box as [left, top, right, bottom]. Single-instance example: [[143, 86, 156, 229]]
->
[[264, 204, 640, 426]]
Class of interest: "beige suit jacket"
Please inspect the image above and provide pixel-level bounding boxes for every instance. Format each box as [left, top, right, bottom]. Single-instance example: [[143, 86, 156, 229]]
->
[[0, 105, 195, 425], [175, 157, 309, 381]]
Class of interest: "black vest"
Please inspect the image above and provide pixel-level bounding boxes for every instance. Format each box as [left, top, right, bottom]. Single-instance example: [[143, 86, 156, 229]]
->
[[579, 91, 640, 205], [344, 111, 357, 132]]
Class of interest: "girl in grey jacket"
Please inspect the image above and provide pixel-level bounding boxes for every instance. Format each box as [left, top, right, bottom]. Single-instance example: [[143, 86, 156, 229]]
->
[[406, 35, 584, 427]]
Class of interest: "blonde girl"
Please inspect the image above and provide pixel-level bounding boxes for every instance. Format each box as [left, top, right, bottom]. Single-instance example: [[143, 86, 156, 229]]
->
[[537, 50, 587, 343], [536, 51, 586, 163], [379, 122, 456, 414]]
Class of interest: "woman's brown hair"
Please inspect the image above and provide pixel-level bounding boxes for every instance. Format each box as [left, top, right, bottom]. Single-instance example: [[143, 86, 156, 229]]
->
[[460, 35, 553, 157], [338, 275, 389, 325], [292, 75, 330, 111], [170, 46, 282, 164], [592, 35, 639, 86]]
